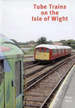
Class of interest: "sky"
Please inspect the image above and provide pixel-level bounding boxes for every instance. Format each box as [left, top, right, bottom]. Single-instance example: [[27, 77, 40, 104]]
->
[[0, 0, 75, 42]]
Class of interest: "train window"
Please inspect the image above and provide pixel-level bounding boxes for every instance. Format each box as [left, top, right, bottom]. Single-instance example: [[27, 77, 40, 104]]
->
[[0, 60, 4, 85], [61, 49, 63, 53], [66, 49, 67, 53], [52, 49, 57, 54], [59, 49, 62, 54], [15, 61, 22, 97], [41, 48, 44, 52], [62, 49, 64, 53], [57, 49, 59, 53], [46, 48, 49, 53]]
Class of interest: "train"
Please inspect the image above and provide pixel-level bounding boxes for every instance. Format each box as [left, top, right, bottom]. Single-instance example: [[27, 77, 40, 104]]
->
[[0, 35, 24, 108], [34, 44, 72, 61]]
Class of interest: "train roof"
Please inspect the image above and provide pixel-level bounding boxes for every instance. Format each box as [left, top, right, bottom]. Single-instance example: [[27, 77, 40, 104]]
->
[[35, 44, 71, 49], [0, 34, 23, 59]]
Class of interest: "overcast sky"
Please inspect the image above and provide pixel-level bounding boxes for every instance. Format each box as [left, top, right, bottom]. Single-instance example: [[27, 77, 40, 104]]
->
[[0, 0, 75, 42]]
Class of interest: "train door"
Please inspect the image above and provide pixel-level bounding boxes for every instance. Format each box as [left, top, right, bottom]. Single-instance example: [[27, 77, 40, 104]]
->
[[15, 61, 22, 108], [0, 60, 4, 108]]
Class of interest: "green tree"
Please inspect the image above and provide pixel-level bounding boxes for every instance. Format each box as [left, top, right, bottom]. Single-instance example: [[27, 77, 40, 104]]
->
[[47, 40, 53, 44], [37, 37, 47, 45], [60, 39, 75, 49]]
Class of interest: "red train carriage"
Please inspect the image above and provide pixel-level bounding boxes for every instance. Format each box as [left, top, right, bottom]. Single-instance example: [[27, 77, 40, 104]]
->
[[34, 44, 72, 61]]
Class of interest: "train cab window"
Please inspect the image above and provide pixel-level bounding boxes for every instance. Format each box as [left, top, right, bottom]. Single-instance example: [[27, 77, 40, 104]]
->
[[46, 48, 49, 53], [41, 48, 44, 52], [0, 60, 4, 85], [15, 61, 22, 96]]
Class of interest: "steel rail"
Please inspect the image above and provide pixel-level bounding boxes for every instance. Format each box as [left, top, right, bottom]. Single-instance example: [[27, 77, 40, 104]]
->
[[40, 65, 73, 108], [24, 56, 73, 90], [23, 55, 75, 108]]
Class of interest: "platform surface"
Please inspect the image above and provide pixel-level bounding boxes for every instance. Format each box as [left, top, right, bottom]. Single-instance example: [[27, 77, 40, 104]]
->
[[61, 69, 75, 108]]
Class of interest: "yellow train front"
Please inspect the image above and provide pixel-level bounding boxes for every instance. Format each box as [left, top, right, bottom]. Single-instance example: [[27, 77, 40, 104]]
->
[[34, 44, 72, 61]]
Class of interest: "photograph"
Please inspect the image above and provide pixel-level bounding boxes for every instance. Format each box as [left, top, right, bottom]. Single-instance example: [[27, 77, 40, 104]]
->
[[0, 0, 75, 108]]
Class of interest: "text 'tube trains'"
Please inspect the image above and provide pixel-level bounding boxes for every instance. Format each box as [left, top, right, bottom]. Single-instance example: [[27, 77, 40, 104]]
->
[[0, 35, 24, 108], [34, 44, 72, 61]]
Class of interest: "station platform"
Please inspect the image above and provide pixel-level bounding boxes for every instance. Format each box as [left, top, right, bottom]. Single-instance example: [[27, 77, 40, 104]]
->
[[49, 65, 75, 108], [61, 66, 75, 108]]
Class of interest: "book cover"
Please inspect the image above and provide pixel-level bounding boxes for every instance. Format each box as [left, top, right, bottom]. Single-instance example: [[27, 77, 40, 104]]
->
[[0, 0, 75, 108]]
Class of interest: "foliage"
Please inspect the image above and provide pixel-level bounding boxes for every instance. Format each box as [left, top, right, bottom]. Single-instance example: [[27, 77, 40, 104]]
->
[[36, 37, 53, 45], [47, 40, 53, 44], [60, 39, 75, 49], [36, 37, 47, 45], [10, 38, 75, 50]]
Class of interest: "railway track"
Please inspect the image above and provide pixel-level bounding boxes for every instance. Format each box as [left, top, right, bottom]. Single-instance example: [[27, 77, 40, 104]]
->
[[24, 61, 34, 67], [24, 56, 75, 90], [24, 62, 39, 70], [24, 56, 69, 73], [24, 56, 73, 88], [23, 55, 75, 108]]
